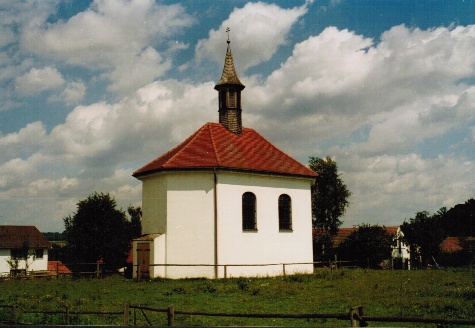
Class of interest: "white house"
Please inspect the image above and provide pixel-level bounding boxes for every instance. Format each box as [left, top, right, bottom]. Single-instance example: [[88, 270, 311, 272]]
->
[[0, 225, 51, 276], [132, 35, 318, 279], [391, 227, 411, 269]]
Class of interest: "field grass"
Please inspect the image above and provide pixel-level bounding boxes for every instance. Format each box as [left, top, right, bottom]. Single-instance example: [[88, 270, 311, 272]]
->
[[1, 267, 474, 326]]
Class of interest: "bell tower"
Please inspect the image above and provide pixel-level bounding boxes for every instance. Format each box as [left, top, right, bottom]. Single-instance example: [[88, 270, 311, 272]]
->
[[214, 28, 245, 135]]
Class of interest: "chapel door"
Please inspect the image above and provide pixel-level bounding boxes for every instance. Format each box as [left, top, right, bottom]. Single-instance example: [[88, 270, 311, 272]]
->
[[136, 243, 150, 280]]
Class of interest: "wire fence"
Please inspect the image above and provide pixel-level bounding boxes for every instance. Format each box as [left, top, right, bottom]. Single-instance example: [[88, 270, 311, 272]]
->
[[1, 260, 360, 281]]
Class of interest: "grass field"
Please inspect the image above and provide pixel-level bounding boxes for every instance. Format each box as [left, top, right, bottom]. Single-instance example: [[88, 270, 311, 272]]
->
[[1, 268, 474, 326]]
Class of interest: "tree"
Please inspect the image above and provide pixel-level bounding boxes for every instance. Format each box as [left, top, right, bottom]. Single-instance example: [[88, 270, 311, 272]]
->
[[337, 224, 393, 268], [442, 198, 475, 237], [401, 209, 447, 267], [309, 156, 351, 235], [313, 232, 335, 262], [127, 206, 142, 239], [63, 192, 134, 270]]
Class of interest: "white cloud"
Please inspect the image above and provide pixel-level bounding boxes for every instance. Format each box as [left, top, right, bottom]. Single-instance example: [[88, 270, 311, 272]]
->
[[107, 47, 171, 94], [0, 121, 47, 159], [0, 27, 15, 48], [28, 177, 79, 197], [21, 0, 195, 95], [1, 0, 475, 231], [48, 81, 87, 105], [243, 25, 475, 156], [0, 78, 218, 229], [195, 2, 310, 70], [14, 66, 65, 95], [335, 152, 475, 226], [59, 81, 87, 105]]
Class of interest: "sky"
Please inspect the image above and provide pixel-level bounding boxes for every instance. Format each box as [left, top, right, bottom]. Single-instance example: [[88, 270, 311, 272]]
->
[[1, 0, 474, 232]]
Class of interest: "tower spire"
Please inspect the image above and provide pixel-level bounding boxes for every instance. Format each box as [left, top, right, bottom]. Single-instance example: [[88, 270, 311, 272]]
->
[[214, 28, 245, 135]]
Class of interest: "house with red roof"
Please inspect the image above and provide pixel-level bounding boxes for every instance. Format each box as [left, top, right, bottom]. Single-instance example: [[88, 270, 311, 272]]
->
[[314, 226, 411, 269], [0, 225, 51, 276], [132, 34, 317, 279]]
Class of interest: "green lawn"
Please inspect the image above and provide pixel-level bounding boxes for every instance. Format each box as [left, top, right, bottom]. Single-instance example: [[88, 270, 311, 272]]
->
[[1, 268, 474, 326]]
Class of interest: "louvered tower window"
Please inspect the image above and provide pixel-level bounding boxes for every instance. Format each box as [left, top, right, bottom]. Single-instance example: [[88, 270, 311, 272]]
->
[[278, 194, 292, 231], [227, 91, 237, 108], [242, 192, 257, 231]]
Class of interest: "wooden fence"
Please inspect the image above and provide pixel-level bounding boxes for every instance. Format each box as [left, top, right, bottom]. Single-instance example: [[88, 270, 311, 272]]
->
[[2, 303, 475, 326]]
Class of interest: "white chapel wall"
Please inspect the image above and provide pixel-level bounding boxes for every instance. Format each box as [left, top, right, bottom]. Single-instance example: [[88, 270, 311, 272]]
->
[[141, 174, 167, 235], [164, 171, 216, 278], [216, 172, 314, 278]]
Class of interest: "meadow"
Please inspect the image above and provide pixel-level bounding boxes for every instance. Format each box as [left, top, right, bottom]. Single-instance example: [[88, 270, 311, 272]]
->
[[1, 268, 474, 326]]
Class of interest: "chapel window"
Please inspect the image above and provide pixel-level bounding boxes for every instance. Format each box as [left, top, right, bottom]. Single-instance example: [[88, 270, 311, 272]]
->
[[278, 194, 292, 231], [242, 192, 257, 231]]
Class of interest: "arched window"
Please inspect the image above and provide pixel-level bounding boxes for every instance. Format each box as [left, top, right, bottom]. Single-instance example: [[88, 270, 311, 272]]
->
[[278, 194, 292, 231], [242, 192, 256, 231]]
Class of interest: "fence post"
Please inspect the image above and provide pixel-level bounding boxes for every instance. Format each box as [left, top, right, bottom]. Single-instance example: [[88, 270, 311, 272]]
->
[[123, 303, 129, 326], [282, 264, 286, 276], [65, 305, 70, 325], [349, 307, 356, 327], [96, 262, 100, 278], [133, 306, 137, 326], [167, 304, 175, 326], [358, 306, 367, 327], [13, 305, 18, 325], [224, 265, 227, 279]]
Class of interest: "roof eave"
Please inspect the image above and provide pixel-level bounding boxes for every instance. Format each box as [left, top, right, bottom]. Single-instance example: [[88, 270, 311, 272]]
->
[[133, 166, 317, 181]]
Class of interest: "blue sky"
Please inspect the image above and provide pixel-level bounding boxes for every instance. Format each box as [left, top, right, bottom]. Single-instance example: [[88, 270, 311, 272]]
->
[[0, 0, 474, 232]]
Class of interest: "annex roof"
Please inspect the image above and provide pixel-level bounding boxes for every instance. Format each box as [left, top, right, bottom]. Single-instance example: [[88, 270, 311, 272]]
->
[[133, 122, 317, 179], [48, 261, 72, 274], [0, 225, 51, 249]]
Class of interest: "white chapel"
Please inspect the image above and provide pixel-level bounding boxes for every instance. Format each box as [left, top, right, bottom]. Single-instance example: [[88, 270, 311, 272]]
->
[[132, 34, 318, 279]]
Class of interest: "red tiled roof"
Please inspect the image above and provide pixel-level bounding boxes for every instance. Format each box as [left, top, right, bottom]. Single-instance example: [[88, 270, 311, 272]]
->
[[48, 261, 72, 274], [0, 225, 51, 249], [333, 228, 356, 246], [313, 226, 400, 247], [440, 237, 463, 253], [440, 236, 475, 253], [133, 122, 317, 179]]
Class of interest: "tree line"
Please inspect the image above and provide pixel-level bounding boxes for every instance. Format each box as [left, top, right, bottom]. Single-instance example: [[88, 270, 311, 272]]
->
[[310, 156, 474, 268]]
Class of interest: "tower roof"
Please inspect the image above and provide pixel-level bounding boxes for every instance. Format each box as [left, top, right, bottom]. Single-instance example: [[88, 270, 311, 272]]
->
[[133, 122, 317, 179], [214, 31, 244, 89]]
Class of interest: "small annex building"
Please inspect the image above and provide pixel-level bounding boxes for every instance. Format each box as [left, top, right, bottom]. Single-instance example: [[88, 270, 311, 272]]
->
[[132, 35, 317, 279], [0, 225, 51, 276]]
